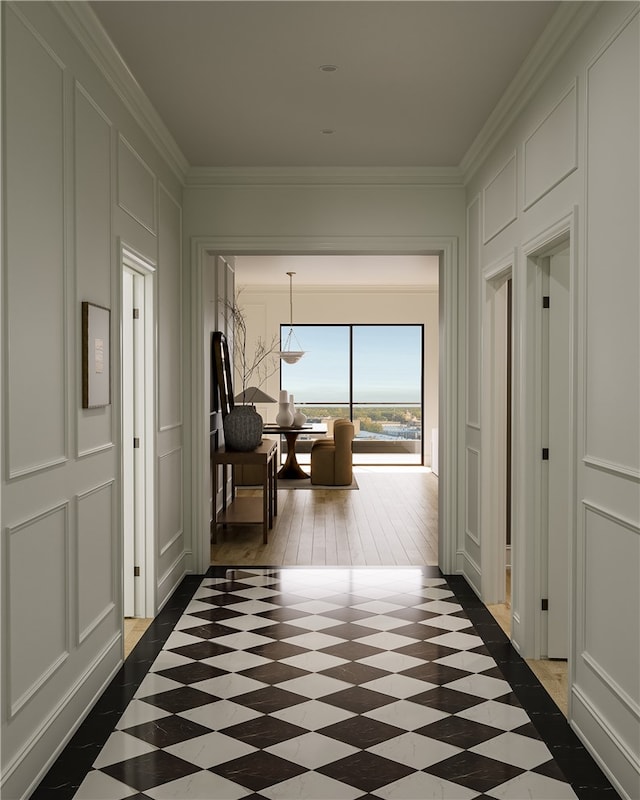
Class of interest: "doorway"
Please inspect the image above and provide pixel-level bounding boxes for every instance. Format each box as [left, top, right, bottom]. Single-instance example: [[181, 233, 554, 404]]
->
[[481, 256, 514, 609], [122, 250, 156, 621], [191, 236, 460, 576], [541, 243, 571, 659]]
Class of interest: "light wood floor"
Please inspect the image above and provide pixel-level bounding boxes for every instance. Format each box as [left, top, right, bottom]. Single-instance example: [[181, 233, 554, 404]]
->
[[211, 466, 439, 566], [124, 617, 153, 659], [487, 570, 569, 717]]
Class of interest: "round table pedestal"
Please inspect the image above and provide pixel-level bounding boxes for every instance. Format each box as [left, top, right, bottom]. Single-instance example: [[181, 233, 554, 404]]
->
[[278, 430, 308, 479]]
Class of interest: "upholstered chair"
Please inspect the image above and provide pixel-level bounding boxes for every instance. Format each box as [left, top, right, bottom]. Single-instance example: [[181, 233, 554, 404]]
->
[[310, 418, 355, 485]]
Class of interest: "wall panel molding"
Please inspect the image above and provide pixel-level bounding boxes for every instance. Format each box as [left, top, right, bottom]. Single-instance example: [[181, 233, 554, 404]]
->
[[117, 134, 157, 235], [6, 4, 68, 478], [581, 652, 640, 722], [75, 79, 114, 458], [465, 446, 480, 546], [482, 153, 517, 243], [582, 456, 640, 483], [160, 529, 183, 558], [158, 183, 183, 431], [78, 442, 115, 460], [158, 446, 183, 556], [523, 81, 578, 210], [7, 503, 70, 717], [76, 481, 117, 645], [584, 10, 640, 475], [466, 195, 481, 428], [580, 503, 640, 707], [582, 499, 639, 537]]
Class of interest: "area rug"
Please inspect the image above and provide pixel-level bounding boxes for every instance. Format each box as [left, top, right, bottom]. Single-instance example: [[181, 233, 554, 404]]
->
[[277, 475, 359, 490]]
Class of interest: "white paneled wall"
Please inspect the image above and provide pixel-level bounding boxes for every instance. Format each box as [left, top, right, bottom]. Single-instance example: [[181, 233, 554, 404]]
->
[[75, 83, 113, 458], [5, 7, 66, 478], [575, 10, 639, 798], [523, 83, 578, 210], [0, 3, 184, 798], [463, 5, 639, 799], [7, 504, 69, 718]]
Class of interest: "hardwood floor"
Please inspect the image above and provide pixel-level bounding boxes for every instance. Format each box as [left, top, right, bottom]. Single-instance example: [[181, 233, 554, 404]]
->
[[123, 617, 153, 659], [487, 569, 569, 717], [210, 466, 439, 566]]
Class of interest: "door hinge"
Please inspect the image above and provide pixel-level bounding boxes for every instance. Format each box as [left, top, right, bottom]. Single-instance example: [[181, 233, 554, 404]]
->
[[133, 437, 140, 449], [543, 295, 550, 308], [133, 308, 140, 319], [134, 566, 141, 577], [542, 447, 549, 460], [541, 598, 549, 611]]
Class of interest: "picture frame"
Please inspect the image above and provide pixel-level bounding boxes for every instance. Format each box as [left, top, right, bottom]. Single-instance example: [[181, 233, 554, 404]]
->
[[82, 301, 111, 408]]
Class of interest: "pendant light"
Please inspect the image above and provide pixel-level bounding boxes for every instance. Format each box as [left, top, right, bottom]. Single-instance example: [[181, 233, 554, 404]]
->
[[278, 271, 305, 364]]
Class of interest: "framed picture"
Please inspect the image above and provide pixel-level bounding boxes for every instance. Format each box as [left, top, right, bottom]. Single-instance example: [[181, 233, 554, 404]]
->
[[82, 301, 111, 408]]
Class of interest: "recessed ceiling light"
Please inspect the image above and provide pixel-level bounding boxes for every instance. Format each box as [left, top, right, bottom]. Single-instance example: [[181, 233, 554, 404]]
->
[[319, 64, 338, 72]]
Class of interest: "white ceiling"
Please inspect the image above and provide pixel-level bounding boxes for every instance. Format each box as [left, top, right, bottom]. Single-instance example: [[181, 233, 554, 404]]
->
[[233, 254, 439, 286], [90, 0, 560, 169]]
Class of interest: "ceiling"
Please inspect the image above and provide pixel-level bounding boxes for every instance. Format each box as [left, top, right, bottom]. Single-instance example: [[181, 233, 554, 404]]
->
[[90, 1, 560, 169]]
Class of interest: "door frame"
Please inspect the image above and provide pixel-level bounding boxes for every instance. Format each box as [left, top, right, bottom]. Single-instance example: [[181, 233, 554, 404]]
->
[[189, 235, 460, 576], [121, 244, 157, 619], [481, 251, 515, 607], [516, 208, 577, 665]]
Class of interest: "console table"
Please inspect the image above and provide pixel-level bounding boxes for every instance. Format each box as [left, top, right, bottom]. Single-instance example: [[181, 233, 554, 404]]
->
[[262, 423, 327, 479], [211, 439, 278, 543]]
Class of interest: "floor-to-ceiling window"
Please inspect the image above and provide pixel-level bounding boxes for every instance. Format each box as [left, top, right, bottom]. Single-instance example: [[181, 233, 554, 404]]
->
[[281, 324, 423, 465]]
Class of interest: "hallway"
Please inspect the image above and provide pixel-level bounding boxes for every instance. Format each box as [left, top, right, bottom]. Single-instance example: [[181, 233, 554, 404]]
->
[[34, 567, 617, 800]]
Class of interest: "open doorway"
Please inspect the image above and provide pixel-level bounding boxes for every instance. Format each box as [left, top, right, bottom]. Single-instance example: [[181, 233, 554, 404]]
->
[[482, 227, 575, 714], [191, 236, 460, 578], [122, 249, 156, 635], [481, 256, 513, 610]]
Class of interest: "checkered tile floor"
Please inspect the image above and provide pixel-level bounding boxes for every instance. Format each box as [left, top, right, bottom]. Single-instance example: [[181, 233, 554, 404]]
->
[[35, 567, 619, 800]]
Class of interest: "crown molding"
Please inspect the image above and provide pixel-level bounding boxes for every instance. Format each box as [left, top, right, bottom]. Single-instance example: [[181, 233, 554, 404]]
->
[[461, 1, 602, 183], [54, 1, 189, 183], [186, 165, 464, 187]]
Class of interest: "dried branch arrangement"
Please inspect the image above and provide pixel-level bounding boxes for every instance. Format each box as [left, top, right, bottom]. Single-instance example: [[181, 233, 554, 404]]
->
[[220, 292, 280, 397]]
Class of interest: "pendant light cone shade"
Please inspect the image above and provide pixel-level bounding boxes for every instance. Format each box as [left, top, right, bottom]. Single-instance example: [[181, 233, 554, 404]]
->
[[278, 271, 305, 363]]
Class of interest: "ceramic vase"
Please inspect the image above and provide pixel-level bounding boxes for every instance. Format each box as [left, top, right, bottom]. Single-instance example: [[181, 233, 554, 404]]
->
[[223, 405, 263, 451], [289, 393, 308, 427], [276, 402, 294, 427]]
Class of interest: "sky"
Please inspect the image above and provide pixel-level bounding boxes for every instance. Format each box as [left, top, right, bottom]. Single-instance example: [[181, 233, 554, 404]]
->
[[280, 325, 422, 404]]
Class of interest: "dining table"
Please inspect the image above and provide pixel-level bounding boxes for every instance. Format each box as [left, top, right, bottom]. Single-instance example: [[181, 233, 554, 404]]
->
[[262, 422, 328, 479]]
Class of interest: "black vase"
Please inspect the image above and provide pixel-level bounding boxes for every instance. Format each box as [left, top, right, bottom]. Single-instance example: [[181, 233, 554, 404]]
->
[[223, 405, 263, 451]]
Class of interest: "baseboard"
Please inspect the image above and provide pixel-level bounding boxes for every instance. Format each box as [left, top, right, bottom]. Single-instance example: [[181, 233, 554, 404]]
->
[[1, 635, 121, 800], [571, 684, 640, 800]]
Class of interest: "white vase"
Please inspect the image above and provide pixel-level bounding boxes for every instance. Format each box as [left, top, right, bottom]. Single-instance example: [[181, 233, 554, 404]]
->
[[289, 393, 307, 426], [276, 402, 294, 427]]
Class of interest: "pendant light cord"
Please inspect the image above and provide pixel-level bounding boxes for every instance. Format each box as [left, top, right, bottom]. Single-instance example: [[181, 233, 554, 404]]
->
[[287, 271, 295, 326]]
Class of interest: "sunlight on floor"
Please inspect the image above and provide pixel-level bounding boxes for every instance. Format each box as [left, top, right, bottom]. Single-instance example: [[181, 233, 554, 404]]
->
[[486, 569, 569, 717]]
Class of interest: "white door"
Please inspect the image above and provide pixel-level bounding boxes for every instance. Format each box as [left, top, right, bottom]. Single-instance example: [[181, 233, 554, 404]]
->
[[545, 246, 570, 658], [122, 266, 146, 617]]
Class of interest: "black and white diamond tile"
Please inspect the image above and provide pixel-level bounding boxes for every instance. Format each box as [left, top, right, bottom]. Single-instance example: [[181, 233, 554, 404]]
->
[[34, 567, 620, 800]]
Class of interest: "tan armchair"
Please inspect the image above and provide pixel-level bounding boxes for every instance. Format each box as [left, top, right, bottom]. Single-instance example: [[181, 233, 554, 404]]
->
[[310, 418, 355, 485]]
